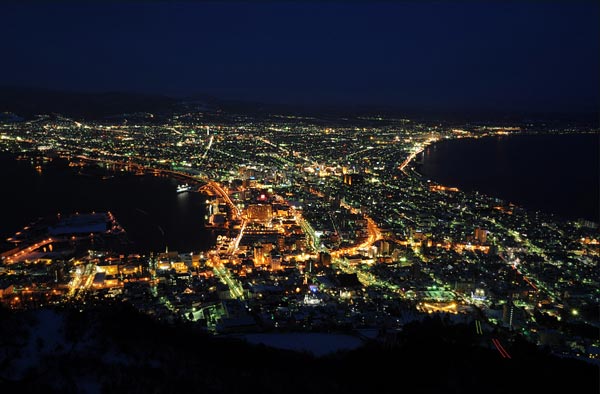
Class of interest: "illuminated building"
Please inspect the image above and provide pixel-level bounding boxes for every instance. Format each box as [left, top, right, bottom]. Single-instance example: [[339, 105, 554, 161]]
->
[[474, 228, 487, 244], [503, 301, 515, 329], [380, 240, 390, 256], [247, 204, 272, 222], [253, 243, 275, 267], [318, 251, 332, 267]]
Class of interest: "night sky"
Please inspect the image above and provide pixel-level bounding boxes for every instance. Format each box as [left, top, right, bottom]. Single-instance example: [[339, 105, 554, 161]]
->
[[1, 1, 598, 113]]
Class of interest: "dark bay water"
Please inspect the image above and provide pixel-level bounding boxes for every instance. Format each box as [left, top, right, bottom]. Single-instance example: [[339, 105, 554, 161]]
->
[[419, 133, 600, 222], [0, 155, 215, 253]]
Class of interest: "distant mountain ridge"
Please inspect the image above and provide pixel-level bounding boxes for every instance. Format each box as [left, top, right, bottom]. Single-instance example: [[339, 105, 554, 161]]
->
[[0, 86, 597, 126], [0, 86, 179, 120]]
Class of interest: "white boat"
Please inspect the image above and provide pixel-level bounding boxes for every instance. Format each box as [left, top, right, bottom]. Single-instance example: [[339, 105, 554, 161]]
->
[[177, 183, 193, 193]]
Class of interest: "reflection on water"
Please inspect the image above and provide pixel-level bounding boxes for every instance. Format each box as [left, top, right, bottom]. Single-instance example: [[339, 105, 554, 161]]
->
[[0, 154, 216, 253]]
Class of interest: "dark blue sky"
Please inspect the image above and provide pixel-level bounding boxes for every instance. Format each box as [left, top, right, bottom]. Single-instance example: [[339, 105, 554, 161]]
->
[[1, 1, 598, 112]]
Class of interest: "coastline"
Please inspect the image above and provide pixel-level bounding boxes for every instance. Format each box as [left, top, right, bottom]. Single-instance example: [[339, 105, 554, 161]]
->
[[0, 154, 215, 254], [413, 132, 599, 223]]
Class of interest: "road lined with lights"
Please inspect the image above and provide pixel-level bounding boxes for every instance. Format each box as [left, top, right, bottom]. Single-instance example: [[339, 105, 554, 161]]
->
[[3, 237, 55, 264], [492, 338, 512, 359], [475, 320, 483, 335], [67, 262, 96, 298], [397, 136, 438, 173]]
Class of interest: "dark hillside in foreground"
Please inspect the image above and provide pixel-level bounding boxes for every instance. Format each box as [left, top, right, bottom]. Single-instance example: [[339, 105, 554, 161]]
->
[[0, 304, 597, 394]]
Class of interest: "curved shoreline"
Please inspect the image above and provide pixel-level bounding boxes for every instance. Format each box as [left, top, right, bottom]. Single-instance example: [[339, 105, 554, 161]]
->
[[0, 154, 215, 254], [412, 132, 599, 223]]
